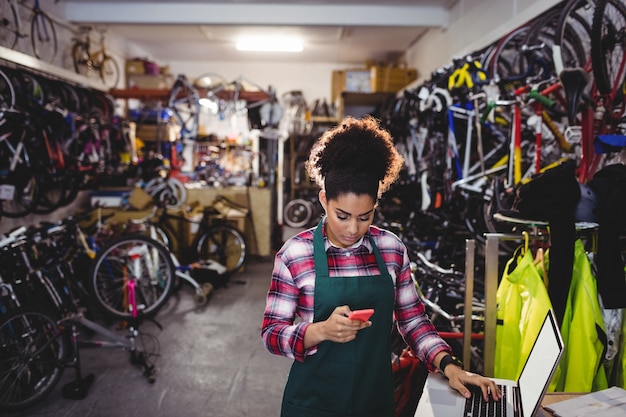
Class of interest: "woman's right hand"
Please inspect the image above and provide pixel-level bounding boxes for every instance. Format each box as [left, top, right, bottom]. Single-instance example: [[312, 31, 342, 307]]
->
[[304, 305, 371, 348]]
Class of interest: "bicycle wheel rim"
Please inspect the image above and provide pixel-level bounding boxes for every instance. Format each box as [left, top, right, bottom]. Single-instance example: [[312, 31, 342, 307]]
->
[[0, 67, 16, 112], [0, 310, 65, 413], [100, 56, 120, 89], [90, 235, 175, 320], [554, 0, 595, 70], [71, 43, 93, 77], [31, 12, 57, 64], [591, 0, 626, 96], [0, 0, 19, 50], [283, 199, 314, 228], [0, 171, 39, 218], [196, 225, 246, 275]]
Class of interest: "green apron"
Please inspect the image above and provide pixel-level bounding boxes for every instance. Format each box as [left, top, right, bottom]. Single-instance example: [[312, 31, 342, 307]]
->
[[281, 221, 396, 417]]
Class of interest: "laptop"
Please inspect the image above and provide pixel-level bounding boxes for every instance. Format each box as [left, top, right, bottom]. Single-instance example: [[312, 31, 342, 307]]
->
[[415, 309, 564, 417]]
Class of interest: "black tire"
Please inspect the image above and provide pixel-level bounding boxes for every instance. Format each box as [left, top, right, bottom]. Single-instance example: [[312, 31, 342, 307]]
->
[[71, 42, 93, 78], [30, 12, 57, 64], [0, 310, 65, 413], [32, 172, 69, 215], [0, 0, 19, 50], [90, 234, 175, 320], [0, 67, 16, 111], [0, 170, 39, 218], [195, 225, 246, 275], [100, 55, 120, 89], [591, 0, 626, 96], [554, 0, 596, 71], [283, 198, 315, 228]]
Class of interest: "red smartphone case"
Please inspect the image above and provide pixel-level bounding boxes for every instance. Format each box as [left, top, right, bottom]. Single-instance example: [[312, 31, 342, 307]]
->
[[348, 309, 374, 321]]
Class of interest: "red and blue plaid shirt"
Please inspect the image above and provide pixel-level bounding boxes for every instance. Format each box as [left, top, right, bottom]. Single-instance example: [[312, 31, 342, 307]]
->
[[261, 222, 451, 368]]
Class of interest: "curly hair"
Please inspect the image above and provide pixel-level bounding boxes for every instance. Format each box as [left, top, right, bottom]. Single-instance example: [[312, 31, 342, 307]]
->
[[305, 116, 405, 200]]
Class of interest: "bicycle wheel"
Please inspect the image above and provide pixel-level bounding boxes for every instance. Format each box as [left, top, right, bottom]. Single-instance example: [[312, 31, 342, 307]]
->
[[71, 42, 93, 78], [554, 0, 596, 71], [0, 67, 15, 112], [100, 55, 120, 89], [591, 0, 626, 96], [0, 310, 65, 413], [30, 11, 57, 64], [195, 225, 246, 275], [283, 198, 315, 228], [0, 0, 19, 50], [0, 169, 39, 218], [90, 234, 175, 320]]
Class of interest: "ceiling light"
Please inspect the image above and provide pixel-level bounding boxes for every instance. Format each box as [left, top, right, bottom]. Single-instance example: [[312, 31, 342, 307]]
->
[[236, 36, 303, 52]]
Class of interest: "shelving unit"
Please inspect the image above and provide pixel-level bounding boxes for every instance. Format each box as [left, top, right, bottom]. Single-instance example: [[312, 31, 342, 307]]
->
[[337, 91, 396, 119], [0, 45, 108, 91]]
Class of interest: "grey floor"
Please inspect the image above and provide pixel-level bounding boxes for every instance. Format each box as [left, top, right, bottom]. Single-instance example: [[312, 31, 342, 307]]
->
[[6, 258, 292, 417]]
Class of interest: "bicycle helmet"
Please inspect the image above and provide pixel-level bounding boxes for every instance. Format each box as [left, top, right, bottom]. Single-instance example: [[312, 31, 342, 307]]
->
[[574, 183, 598, 223]]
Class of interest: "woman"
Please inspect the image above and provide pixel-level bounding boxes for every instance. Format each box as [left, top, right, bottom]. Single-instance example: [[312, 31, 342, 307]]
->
[[262, 116, 499, 417]]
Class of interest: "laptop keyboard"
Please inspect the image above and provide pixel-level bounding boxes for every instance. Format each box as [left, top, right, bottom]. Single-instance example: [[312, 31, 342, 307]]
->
[[464, 384, 507, 417]]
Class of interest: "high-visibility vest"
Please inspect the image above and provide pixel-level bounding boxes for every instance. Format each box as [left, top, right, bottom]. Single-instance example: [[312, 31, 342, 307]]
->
[[495, 246, 553, 380], [550, 239, 608, 392]]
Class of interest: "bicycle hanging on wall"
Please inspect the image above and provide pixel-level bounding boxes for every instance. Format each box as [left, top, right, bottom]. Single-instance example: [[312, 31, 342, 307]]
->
[[0, 0, 58, 63]]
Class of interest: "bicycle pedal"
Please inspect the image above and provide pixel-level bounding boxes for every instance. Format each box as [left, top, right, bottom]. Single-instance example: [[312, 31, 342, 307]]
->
[[61, 373, 95, 400]]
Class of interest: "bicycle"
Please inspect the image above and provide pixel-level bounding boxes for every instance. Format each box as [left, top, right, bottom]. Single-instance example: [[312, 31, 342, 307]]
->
[[71, 25, 121, 89], [0, 0, 57, 63], [0, 216, 160, 412], [124, 194, 247, 277]]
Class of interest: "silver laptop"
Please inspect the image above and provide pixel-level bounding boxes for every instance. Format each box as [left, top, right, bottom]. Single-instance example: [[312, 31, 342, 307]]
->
[[415, 309, 564, 417]]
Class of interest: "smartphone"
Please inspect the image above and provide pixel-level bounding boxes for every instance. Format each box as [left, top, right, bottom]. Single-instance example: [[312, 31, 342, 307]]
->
[[348, 309, 374, 322]]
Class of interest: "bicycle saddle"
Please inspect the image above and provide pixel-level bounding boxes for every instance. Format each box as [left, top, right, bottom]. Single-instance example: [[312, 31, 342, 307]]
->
[[558, 67, 590, 124]]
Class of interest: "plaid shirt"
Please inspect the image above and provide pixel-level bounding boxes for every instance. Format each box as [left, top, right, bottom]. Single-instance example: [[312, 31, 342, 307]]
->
[[261, 223, 451, 369]]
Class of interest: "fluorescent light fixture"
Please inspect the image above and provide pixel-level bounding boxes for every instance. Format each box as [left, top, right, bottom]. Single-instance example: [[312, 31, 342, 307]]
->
[[236, 36, 303, 52]]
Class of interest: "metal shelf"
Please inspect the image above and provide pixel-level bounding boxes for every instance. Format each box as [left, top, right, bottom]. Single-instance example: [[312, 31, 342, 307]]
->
[[0, 45, 107, 91]]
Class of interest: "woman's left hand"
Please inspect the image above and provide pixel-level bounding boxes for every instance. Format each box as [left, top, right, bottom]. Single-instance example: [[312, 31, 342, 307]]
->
[[444, 365, 501, 402]]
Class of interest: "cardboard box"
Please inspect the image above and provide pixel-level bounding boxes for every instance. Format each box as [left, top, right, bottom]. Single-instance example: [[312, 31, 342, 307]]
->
[[331, 69, 370, 103], [128, 74, 171, 89], [125, 59, 145, 75], [370, 66, 418, 93], [135, 123, 180, 142], [332, 66, 418, 102]]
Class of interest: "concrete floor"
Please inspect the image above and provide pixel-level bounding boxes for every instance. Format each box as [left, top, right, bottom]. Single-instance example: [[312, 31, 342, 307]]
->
[[7, 258, 292, 417]]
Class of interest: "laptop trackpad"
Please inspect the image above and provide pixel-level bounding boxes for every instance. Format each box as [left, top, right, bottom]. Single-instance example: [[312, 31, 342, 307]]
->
[[429, 389, 458, 406]]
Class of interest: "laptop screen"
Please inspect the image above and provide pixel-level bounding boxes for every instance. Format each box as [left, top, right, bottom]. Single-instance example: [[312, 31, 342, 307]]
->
[[517, 311, 564, 417]]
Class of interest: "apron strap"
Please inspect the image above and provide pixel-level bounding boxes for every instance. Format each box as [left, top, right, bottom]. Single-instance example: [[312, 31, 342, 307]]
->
[[314, 218, 389, 278]]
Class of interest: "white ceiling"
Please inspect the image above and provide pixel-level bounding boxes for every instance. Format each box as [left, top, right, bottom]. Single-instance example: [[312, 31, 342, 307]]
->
[[61, 0, 457, 64]]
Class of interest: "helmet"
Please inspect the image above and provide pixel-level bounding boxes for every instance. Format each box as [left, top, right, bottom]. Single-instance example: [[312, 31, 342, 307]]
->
[[574, 183, 598, 223]]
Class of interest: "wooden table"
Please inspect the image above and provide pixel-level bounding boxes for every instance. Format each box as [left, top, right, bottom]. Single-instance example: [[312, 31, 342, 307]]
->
[[537, 393, 584, 417]]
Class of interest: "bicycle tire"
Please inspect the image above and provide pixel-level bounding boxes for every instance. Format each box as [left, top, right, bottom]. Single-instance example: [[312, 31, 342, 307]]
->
[[30, 11, 57, 64], [0, 309, 66, 413], [89, 234, 175, 320], [485, 24, 531, 83], [0, 0, 19, 50], [283, 198, 315, 228], [554, 0, 596, 71], [0, 169, 39, 218], [0, 67, 16, 111], [32, 172, 68, 215], [591, 0, 626, 96], [71, 41, 93, 78], [100, 55, 120, 89], [195, 224, 246, 275]]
